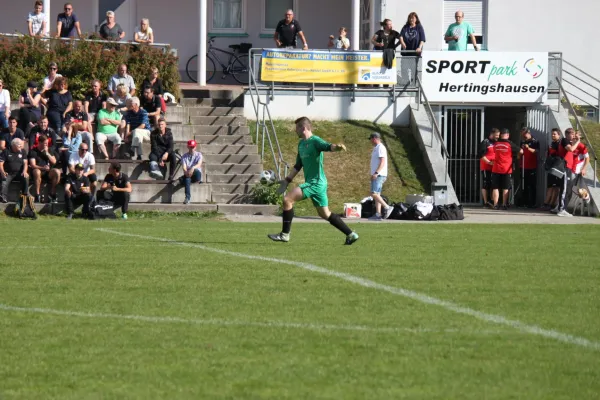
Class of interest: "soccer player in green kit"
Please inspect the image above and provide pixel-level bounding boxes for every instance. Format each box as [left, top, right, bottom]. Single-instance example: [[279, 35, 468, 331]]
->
[[268, 117, 359, 245]]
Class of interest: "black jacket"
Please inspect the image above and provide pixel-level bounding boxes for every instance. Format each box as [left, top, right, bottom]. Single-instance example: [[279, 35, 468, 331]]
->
[[150, 128, 173, 156]]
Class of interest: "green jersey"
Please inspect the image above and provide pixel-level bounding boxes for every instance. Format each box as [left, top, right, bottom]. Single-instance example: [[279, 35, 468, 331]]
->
[[296, 135, 332, 184], [445, 21, 474, 51], [96, 108, 121, 134]]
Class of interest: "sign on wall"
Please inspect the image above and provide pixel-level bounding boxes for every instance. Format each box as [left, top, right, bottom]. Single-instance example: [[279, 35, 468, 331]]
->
[[421, 52, 549, 103], [260, 49, 397, 85]]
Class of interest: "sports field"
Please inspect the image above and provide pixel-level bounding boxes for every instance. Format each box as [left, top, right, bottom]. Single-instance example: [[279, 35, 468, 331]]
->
[[1, 217, 599, 399]]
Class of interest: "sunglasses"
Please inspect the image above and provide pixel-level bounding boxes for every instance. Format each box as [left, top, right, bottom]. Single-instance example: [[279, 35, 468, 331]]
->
[[50, 67, 57, 70], [79, 148, 88, 152], [64, 8, 72, 10]]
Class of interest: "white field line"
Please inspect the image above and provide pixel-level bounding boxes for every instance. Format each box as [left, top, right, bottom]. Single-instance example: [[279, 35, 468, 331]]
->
[[94, 228, 600, 351], [0, 244, 171, 250], [0, 304, 510, 335]]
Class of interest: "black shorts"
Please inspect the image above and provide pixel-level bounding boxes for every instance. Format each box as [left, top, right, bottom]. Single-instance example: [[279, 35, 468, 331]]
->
[[492, 173, 511, 190], [481, 170, 492, 190], [87, 173, 98, 183], [547, 174, 561, 188]]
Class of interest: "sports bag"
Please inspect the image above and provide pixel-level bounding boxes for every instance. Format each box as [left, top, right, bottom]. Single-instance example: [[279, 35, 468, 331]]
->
[[360, 195, 390, 218], [545, 155, 566, 178], [91, 200, 117, 220], [437, 204, 464, 221], [14, 194, 37, 219]]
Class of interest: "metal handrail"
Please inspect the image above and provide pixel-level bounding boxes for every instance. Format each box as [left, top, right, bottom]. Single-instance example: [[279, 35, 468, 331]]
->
[[563, 70, 600, 92], [564, 89, 599, 110], [562, 59, 600, 86]]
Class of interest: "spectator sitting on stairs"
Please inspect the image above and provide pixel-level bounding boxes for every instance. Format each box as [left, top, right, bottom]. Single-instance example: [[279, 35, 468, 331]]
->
[[68, 143, 97, 196], [121, 96, 151, 160], [58, 121, 83, 175], [64, 100, 93, 147], [98, 162, 131, 220], [64, 162, 92, 220], [28, 134, 61, 203], [149, 118, 176, 180], [96, 98, 122, 160], [179, 139, 203, 205]]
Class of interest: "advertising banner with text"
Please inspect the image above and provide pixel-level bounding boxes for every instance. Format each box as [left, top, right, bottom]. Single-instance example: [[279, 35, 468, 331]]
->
[[260, 49, 397, 85], [421, 52, 548, 103]]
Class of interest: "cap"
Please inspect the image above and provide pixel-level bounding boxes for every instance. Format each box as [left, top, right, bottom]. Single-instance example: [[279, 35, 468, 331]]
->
[[369, 132, 381, 139], [27, 81, 38, 88], [187, 140, 197, 148], [75, 163, 84, 170], [106, 97, 119, 106]]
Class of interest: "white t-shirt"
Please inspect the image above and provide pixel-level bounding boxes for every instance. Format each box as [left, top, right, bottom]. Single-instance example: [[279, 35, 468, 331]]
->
[[333, 37, 350, 49], [69, 152, 96, 173], [43, 74, 63, 90], [370, 143, 388, 176], [0, 89, 10, 113], [27, 12, 46, 35], [136, 27, 153, 41]]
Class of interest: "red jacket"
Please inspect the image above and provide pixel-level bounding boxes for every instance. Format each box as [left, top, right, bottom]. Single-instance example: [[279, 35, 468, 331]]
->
[[558, 138, 574, 171], [479, 139, 495, 171], [492, 139, 519, 174]]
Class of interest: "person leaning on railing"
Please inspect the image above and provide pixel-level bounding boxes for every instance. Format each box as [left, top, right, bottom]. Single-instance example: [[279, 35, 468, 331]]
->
[[328, 27, 350, 50], [399, 12, 426, 56], [371, 19, 401, 51], [134, 18, 154, 44], [274, 9, 308, 50], [99, 11, 125, 41], [27, 1, 46, 37], [56, 2, 82, 39]]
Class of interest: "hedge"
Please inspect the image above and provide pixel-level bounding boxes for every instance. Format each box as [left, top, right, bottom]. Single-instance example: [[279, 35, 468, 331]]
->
[[0, 35, 180, 101]]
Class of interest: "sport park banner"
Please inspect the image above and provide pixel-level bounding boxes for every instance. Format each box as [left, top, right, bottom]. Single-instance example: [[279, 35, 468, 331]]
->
[[260, 49, 397, 85], [421, 51, 549, 103]]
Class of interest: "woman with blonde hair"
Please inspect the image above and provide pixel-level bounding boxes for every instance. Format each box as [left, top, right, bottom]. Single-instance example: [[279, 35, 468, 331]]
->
[[114, 83, 131, 114], [59, 121, 83, 175], [134, 18, 154, 44]]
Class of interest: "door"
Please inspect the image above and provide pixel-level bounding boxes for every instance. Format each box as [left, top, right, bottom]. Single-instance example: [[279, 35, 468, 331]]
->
[[444, 107, 485, 205], [360, 0, 374, 50], [527, 105, 550, 205]]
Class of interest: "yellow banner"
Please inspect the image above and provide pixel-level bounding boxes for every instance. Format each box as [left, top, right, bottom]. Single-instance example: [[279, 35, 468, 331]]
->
[[260, 49, 397, 85]]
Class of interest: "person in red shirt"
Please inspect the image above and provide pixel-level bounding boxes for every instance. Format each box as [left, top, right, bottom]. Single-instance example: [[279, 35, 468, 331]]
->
[[478, 128, 499, 207], [572, 131, 590, 177], [491, 129, 522, 209], [542, 128, 562, 210], [519, 127, 540, 208], [556, 128, 578, 216]]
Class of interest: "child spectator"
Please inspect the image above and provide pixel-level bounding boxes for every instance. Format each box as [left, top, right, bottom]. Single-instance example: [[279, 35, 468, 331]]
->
[[328, 27, 350, 50], [27, 1, 46, 37]]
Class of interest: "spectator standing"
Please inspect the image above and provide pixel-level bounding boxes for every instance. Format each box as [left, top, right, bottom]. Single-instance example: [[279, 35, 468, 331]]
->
[[491, 129, 522, 209], [28, 135, 61, 203], [108, 64, 136, 97], [0, 117, 26, 152], [121, 97, 150, 160], [59, 121, 83, 174], [572, 131, 590, 178], [64, 162, 92, 219], [148, 118, 175, 180], [399, 12, 426, 56], [179, 139, 203, 205], [555, 128, 577, 217], [56, 2, 82, 38], [371, 19, 401, 50], [29, 116, 58, 150], [84, 79, 108, 124], [99, 11, 125, 41], [444, 10, 478, 51], [328, 27, 350, 50], [18, 81, 42, 134], [0, 139, 29, 203], [99, 162, 131, 220], [141, 86, 163, 127], [478, 128, 499, 207], [42, 77, 73, 133], [114, 84, 131, 114], [134, 18, 154, 44], [65, 100, 93, 146], [42, 62, 62, 93], [368, 132, 393, 220], [27, 1, 46, 37], [542, 128, 562, 211], [96, 98, 122, 160], [0, 79, 11, 129], [274, 10, 308, 49], [142, 67, 164, 96], [68, 143, 97, 195], [519, 128, 540, 208]]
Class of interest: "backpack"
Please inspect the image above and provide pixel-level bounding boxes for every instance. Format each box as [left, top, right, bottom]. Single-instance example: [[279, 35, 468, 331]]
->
[[14, 194, 37, 219], [360, 195, 390, 218], [545, 155, 566, 178], [90, 200, 117, 220]]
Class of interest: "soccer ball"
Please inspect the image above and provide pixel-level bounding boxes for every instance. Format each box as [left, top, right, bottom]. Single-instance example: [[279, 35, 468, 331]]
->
[[260, 170, 275, 184]]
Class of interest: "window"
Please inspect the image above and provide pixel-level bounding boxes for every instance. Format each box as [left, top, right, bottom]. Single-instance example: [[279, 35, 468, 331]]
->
[[262, 0, 297, 33], [210, 0, 246, 32], [443, 0, 487, 47]]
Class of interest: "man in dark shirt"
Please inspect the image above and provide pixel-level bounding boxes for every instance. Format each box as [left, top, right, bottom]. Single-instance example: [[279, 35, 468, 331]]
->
[[491, 129, 522, 210], [149, 118, 176, 180], [84, 79, 108, 119], [274, 10, 308, 49], [141, 87, 163, 127], [0, 138, 29, 203], [519, 127, 540, 208], [556, 128, 577, 216], [56, 3, 82, 38], [29, 116, 58, 151], [99, 162, 132, 219], [28, 135, 61, 203], [65, 100, 93, 146], [0, 117, 26, 151], [478, 128, 499, 207], [64, 162, 91, 219]]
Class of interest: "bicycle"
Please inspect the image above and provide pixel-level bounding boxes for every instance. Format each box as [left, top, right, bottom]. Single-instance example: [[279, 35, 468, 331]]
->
[[186, 37, 251, 85]]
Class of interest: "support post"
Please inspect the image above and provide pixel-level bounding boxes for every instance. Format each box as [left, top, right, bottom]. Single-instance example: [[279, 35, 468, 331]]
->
[[351, 0, 360, 50], [43, 0, 51, 36], [197, 0, 207, 86]]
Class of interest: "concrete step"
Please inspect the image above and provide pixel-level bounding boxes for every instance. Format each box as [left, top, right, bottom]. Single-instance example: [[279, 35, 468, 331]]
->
[[170, 124, 250, 141], [200, 144, 258, 155], [211, 193, 251, 204], [195, 134, 252, 145], [164, 107, 188, 124], [206, 174, 259, 184], [205, 163, 262, 174], [189, 116, 247, 126], [96, 142, 257, 159], [187, 107, 244, 117], [180, 98, 241, 107], [216, 204, 278, 215], [210, 183, 254, 194], [203, 154, 261, 164]]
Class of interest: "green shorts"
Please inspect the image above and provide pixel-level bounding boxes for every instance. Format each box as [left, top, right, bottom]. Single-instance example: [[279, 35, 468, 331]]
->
[[299, 182, 329, 207]]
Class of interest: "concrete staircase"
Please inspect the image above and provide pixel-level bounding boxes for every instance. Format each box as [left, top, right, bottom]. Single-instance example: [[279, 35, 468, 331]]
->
[[3, 92, 278, 216]]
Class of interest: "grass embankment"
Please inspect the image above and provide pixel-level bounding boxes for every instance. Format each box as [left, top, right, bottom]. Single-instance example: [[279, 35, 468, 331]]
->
[[250, 120, 430, 215], [576, 119, 600, 158]]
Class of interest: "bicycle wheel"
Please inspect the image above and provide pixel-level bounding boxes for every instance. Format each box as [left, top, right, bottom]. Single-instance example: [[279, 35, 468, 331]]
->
[[186, 54, 216, 83], [230, 54, 249, 85]]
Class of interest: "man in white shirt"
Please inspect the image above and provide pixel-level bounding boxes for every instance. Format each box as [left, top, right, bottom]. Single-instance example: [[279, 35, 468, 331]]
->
[[68, 143, 98, 194], [28, 1, 47, 37], [368, 132, 393, 220]]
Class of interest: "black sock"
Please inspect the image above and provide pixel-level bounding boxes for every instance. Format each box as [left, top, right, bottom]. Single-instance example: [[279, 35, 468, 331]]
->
[[282, 208, 294, 234], [328, 213, 352, 236]]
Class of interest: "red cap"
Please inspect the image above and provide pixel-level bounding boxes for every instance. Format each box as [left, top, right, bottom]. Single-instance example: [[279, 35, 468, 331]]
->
[[187, 140, 197, 148]]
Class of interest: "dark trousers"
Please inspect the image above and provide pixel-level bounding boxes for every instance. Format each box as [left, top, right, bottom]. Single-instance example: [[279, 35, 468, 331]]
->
[[522, 169, 537, 208], [179, 169, 202, 200], [65, 193, 91, 215], [149, 151, 177, 179], [0, 172, 29, 199], [558, 170, 574, 211], [98, 190, 130, 213], [18, 108, 39, 134], [46, 110, 64, 133]]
